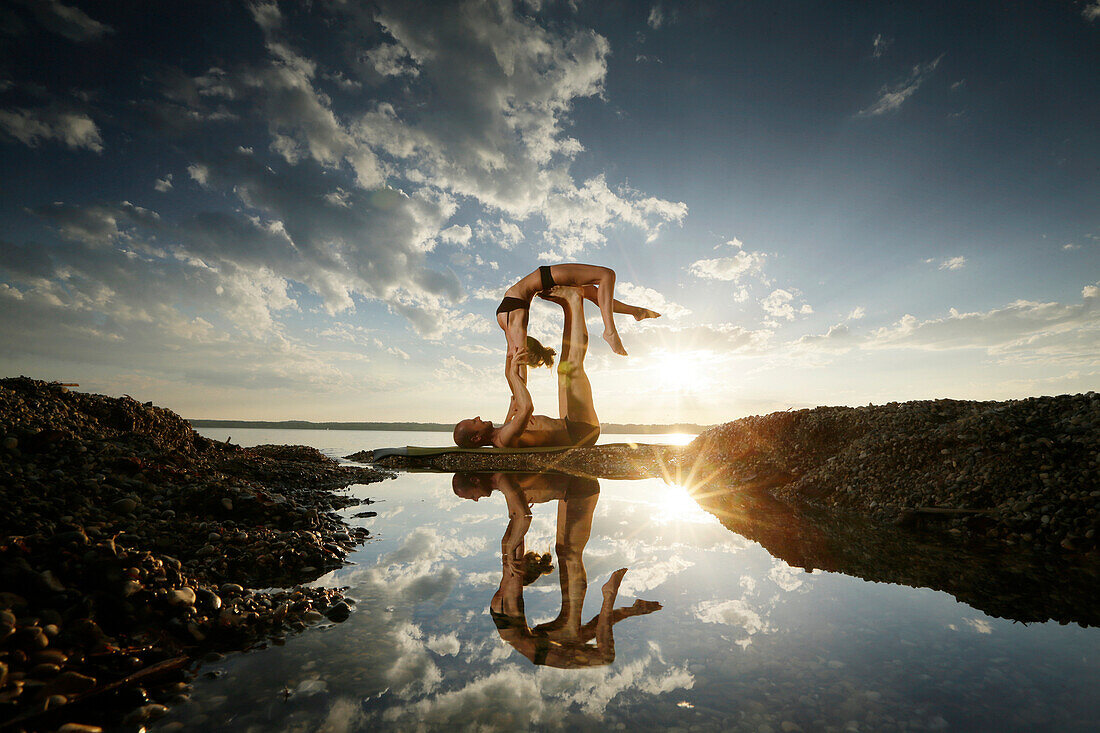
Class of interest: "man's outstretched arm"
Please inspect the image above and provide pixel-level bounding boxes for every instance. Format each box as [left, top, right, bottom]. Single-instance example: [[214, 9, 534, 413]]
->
[[496, 348, 533, 448]]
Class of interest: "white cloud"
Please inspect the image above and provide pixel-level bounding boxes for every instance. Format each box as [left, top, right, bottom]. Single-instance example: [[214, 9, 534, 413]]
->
[[1084, 2, 1100, 21], [848, 306, 866, 320], [440, 224, 472, 246], [647, 4, 664, 29], [1063, 243, 1080, 251], [366, 42, 420, 77], [615, 282, 691, 320], [689, 250, 766, 282], [792, 284, 1100, 366], [859, 55, 943, 116], [926, 255, 966, 270], [871, 33, 892, 59], [761, 288, 811, 322], [0, 108, 103, 151], [187, 163, 209, 184], [17, 0, 114, 42], [154, 174, 173, 192]]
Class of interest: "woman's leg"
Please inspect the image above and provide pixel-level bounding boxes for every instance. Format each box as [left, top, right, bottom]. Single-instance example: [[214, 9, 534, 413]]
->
[[579, 285, 660, 321], [547, 264, 627, 355]]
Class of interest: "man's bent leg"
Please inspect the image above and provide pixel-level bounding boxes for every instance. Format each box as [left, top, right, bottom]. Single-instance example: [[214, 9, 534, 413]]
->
[[554, 287, 599, 433]]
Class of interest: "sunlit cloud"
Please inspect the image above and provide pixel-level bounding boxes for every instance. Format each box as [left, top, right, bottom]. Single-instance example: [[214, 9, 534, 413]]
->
[[859, 54, 943, 116], [0, 107, 103, 151]]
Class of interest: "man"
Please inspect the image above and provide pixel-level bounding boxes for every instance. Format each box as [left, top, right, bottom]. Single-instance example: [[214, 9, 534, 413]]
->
[[453, 286, 600, 448]]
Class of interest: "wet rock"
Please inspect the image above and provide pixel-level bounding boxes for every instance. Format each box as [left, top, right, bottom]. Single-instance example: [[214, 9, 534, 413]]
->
[[123, 703, 170, 725], [324, 601, 352, 623], [0, 376, 390, 729], [167, 587, 197, 607], [110, 497, 138, 515]]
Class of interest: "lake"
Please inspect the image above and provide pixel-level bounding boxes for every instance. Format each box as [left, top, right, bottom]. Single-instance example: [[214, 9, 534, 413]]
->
[[158, 428, 1100, 731]]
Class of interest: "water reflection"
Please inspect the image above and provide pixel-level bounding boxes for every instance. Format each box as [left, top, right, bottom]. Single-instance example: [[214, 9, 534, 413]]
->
[[452, 472, 662, 668], [154, 469, 1100, 732]]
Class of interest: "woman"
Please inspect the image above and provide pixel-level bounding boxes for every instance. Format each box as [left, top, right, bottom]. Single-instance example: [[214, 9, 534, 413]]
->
[[496, 264, 660, 365]]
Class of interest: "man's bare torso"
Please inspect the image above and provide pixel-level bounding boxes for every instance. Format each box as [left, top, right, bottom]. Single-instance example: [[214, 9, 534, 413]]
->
[[493, 413, 570, 448]]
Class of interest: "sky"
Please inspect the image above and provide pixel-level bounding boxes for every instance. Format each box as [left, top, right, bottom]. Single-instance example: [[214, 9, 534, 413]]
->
[[0, 0, 1097, 425]]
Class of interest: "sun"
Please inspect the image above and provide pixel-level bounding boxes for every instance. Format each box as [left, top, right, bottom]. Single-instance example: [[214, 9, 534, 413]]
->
[[653, 349, 707, 393]]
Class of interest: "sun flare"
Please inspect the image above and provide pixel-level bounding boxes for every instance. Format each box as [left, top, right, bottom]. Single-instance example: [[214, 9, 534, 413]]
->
[[653, 349, 707, 393]]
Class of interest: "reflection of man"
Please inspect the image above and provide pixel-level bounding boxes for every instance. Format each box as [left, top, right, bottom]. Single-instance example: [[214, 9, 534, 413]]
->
[[453, 287, 600, 448], [452, 471, 661, 668]]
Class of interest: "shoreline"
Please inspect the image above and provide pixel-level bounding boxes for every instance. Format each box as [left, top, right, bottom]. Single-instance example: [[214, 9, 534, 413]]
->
[[0, 377, 392, 731]]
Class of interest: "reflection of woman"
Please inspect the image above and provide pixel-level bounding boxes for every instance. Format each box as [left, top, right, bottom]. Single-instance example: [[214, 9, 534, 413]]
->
[[452, 471, 661, 668]]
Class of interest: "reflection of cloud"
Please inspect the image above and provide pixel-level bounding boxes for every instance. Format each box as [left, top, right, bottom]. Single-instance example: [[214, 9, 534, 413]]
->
[[768, 564, 805, 592], [962, 617, 994, 634], [388, 623, 443, 698], [618, 556, 693, 595], [427, 633, 461, 656], [383, 526, 487, 564], [381, 668, 548, 728], [694, 599, 767, 635], [320, 698, 365, 733], [375, 649, 693, 727]]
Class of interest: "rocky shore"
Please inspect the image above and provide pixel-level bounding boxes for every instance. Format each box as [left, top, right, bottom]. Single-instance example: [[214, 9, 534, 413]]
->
[[685, 394, 1100, 554], [0, 377, 392, 732]]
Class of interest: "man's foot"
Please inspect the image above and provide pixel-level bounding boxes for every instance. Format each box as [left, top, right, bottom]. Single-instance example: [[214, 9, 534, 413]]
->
[[633, 308, 661, 321], [603, 330, 627, 356], [602, 568, 628, 600]]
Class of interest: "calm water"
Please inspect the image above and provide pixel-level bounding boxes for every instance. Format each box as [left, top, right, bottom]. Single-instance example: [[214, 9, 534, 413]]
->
[[166, 429, 1100, 732]]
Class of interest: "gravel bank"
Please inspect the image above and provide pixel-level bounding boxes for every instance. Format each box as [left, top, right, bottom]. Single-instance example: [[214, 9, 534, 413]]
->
[[686, 394, 1100, 554], [0, 377, 392, 731]]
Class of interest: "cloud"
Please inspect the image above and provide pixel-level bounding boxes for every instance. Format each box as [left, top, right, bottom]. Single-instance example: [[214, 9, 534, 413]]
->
[[871, 33, 891, 59], [794, 284, 1100, 364], [615, 282, 691, 320], [0, 107, 102, 151], [848, 306, 866, 320], [859, 55, 943, 116], [689, 250, 766, 282], [760, 288, 811, 322], [925, 255, 966, 270], [153, 174, 173, 192], [1084, 2, 1100, 21], [439, 224, 472, 246], [15, 0, 113, 42], [647, 4, 664, 29], [366, 41, 420, 77], [1063, 243, 1080, 251]]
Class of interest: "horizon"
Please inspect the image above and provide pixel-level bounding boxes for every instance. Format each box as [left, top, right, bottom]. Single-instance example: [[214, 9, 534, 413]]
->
[[1, 1, 1097, 424]]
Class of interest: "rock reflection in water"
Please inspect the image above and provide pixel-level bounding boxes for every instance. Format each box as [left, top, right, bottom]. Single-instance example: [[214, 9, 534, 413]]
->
[[452, 471, 662, 668], [682, 473, 1100, 627]]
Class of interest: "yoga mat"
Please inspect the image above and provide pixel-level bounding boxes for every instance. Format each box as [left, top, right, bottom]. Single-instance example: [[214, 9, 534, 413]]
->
[[370, 443, 644, 460]]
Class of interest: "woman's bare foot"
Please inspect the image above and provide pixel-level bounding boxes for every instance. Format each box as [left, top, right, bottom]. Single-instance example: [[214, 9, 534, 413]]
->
[[602, 568, 628, 600], [603, 330, 627, 356], [633, 308, 661, 321], [537, 285, 581, 307], [628, 599, 662, 615]]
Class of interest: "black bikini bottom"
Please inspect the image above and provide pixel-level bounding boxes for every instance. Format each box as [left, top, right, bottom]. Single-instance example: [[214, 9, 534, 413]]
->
[[564, 419, 599, 447], [539, 265, 556, 292], [496, 296, 529, 315]]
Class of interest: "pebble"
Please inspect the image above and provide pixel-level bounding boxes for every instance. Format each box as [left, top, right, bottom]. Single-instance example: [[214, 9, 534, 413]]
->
[[0, 377, 392, 731], [110, 497, 138, 515], [168, 587, 197, 606]]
